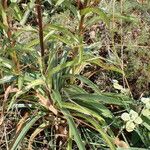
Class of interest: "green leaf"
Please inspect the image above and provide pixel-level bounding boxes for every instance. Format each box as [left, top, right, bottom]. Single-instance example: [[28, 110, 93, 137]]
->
[[64, 85, 88, 94], [55, 0, 65, 6], [10, 3, 23, 21], [63, 87, 113, 118], [85, 55, 123, 73], [117, 148, 149, 150], [0, 75, 16, 84], [18, 76, 24, 90], [110, 13, 138, 23], [81, 7, 109, 26], [10, 0, 17, 2], [0, 57, 13, 69], [62, 102, 105, 124], [75, 113, 116, 150], [142, 116, 150, 131], [47, 34, 73, 45], [143, 122, 150, 131], [44, 24, 78, 44], [69, 93, 131, 105], [7, 79, 45, 111], [74, 75, 101, 94], [48, 60, 76, 76], [51, 90, 86, 150]]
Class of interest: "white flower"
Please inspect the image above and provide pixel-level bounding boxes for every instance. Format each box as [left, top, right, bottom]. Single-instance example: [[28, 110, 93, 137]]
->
[[121, 113, 130, 121], [89, 31, 96, 39], [112, 79, 119, 84], [133, 116, 143, 124], [126, 121, 136, 132], [141, 97, 150, 104], [121, 109, 142, 132], [129, 110, 138, 120], [142, 109, 150, 117], [146, 103, 150, 109], [141, 97, 150, 117], [112, 79, 129, 94], [113, 81, 123, 90], [141, 97, 150, 109]]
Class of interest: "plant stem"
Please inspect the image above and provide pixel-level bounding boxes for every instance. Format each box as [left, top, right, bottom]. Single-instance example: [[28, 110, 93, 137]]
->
[[2, 0, 12, 41], [36, 0, 45, 57], [78, 0, 89, 35]]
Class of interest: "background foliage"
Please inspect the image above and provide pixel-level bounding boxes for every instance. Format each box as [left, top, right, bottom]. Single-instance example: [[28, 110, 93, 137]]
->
[[0, 0, 150, 150]]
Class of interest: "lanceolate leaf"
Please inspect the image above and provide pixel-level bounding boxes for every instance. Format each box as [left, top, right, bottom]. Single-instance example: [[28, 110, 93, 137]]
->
[[69, 93, 131, 105], [7, 79, 45, 111], [62, 102, 105, 124], [51, 90, 86, 150], [44, 24, 79, 44], [0, 57, 13, 69], [81, 7, 109, 26], [74, 75, 101, 94]]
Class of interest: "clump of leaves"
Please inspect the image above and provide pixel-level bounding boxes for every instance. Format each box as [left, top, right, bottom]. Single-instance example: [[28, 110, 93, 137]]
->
[[0, 0, 150, 150]]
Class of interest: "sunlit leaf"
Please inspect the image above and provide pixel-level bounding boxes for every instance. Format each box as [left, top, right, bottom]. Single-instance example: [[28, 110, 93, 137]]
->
[[0, 75, 16, 84]]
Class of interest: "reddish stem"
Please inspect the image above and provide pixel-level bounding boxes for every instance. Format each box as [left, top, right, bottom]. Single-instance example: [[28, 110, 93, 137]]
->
[[36, 0, 45, 57]]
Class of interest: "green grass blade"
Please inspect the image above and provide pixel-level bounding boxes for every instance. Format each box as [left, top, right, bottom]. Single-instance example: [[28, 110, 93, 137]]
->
[[10, 112, 46, 150]]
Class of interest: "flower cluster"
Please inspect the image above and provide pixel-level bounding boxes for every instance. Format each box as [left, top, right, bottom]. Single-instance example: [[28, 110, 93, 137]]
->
[[121, 110, 142, 132], [112, 80, 129, 95]]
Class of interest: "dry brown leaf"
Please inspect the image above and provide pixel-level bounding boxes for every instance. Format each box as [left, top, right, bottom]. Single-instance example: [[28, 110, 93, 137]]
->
[[0, 114, 4, 126], [114, 137, 129, 148], [16, 112, 29, 133], [4, 86, 12, 101], [137, 0, 148, 4], [36, 93, 58, 115], [4, 86, 19, 101]]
